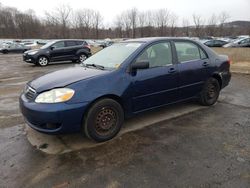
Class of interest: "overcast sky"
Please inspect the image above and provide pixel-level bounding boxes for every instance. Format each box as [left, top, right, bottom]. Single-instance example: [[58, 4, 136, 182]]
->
[[1, 0, 250, 25]]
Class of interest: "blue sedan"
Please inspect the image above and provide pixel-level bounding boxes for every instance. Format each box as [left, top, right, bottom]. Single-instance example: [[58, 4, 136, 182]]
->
[[20, 38, 231, 142]]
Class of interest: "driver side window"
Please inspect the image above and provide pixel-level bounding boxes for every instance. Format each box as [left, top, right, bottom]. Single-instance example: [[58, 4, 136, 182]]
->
[[136, 42, 172, 68], [52, 41, 65, 49]]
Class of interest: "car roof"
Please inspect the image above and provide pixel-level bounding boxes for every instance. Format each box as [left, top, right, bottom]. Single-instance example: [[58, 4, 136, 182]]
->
[[52, 39, 85, 43], [125, 37, 197, 43]]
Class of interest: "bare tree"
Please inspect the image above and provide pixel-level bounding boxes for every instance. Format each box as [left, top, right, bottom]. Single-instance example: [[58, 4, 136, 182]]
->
[[120, 11, 131, 38], [93, 11, 103, 39], [127, 8, 138, 38], [45, 4, 72, 38], [114, 15, 124, 38], [0, 2, 249, 39], [193, 14, 204, 37], [218, 12, 230, 36], [206, 14, 218, 36], [182, 18, 190, 37], [169, 13, 178, 36], [138, 11, 146, 37], [154, 9, 170, 36]]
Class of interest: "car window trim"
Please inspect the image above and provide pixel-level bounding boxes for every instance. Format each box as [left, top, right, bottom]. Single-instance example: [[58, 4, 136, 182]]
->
[[52, 41, 65, 49], [130, 40, 175, 70], [173, 39, 209, 63]]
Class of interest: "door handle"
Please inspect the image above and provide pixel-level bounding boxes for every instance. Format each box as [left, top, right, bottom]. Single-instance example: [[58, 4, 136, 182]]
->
[[168, 67, 176, 73], [202, 62, 209, 67]]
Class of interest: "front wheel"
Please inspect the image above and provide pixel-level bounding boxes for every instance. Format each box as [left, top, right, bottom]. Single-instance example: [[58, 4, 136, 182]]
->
[[78, 53, 87, 63], [199, 78, 220, 106], [37, 56, 49, 66], [83, 99, 124, 142], [2, 50, 8, 54]]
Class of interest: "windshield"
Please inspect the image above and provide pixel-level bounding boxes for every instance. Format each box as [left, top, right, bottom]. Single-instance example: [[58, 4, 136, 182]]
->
[[83, 42, 142, 69], [40, 41, 55, 49]]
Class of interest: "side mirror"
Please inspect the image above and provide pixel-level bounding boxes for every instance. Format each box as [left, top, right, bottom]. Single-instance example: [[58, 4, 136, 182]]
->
[[131, 61, 149, 71], [50, 46, 55, 50]]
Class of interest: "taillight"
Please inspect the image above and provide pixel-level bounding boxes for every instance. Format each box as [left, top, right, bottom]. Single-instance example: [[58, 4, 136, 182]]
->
[[227, 59, 231, 64], [84, 45, 91, 49]]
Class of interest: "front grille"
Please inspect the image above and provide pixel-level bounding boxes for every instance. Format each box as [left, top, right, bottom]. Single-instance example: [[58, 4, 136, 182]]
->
[[25, 86, 36, 100]]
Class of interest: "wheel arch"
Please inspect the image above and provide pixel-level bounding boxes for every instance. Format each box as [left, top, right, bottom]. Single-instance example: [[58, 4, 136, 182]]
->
[[76, 50, 90, 57], [81, 94, 125, 137], [87, 94, 124, 113], [82, 94, 125, 124], [212, 73, 222, 89]]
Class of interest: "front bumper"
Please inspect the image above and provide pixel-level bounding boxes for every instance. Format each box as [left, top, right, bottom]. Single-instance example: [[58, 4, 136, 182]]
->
[[19, 94, 89, 134], [23, 54, 37, 64]]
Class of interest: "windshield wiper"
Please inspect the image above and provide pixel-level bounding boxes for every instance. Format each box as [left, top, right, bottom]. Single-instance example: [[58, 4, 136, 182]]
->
[[85, 63, 105, 70]]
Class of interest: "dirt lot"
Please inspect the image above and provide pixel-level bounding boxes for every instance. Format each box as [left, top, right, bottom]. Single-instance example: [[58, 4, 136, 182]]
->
[[212, 48, 250, 63], [0, 53, 250, 188], [212, 48, 250, 74]]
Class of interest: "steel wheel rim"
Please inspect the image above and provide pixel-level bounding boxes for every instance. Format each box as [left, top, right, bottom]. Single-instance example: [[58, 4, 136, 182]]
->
[[95, 107, 117, 136], [79, 55, 87, 62], [39, 57, 48, 66]]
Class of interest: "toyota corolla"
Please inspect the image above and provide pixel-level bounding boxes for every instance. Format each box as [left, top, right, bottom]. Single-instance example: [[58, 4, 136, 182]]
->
[[20, 38, 231, 142]]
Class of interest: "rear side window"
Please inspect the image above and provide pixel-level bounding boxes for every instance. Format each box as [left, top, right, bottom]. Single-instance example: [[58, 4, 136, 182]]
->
[[76, 41, 84, 45], [175, 42, 207, 63], [65, 41, 77, 47]]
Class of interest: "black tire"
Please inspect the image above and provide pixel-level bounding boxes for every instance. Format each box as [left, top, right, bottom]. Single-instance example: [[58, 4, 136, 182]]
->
[[78, 53, 87, 63], [37, 56, 49, 66], [2, 50, 8, 54], [199, 78, 220, 106], [83, 98, 124, 142]]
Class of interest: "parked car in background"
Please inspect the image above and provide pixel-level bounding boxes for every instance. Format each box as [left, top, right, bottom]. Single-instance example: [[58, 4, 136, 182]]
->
[[0, 43, 31, 54], [20, 37, 231, 142], [37, 40, 50, 45], [23, 39, 91, 66], [224, 37, 250, 47], [95, 40, 114, 48], [21, 41, 38, 48], [85, 40, 101, 48], [204, 39, 228, 47]]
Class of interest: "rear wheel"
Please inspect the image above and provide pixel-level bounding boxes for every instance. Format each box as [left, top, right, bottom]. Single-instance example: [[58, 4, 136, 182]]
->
[[83, 99, 124, 142], [37, 56, 49, 66], [199, 78, 220, 106]]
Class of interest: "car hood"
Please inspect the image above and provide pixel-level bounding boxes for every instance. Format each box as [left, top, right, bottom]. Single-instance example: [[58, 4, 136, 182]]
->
[[24, 49, 39, 54], [29, 67, 109, 93]]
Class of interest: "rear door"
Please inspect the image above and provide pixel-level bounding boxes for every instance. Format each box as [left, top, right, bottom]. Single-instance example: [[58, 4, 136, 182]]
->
[[130, 41, 179, 112], [174, 40, 209, 99], [64, 41, 80, 59]]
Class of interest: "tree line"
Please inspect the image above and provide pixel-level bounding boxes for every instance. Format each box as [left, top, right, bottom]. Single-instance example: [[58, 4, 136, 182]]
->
[[0, 3, 249, 39]]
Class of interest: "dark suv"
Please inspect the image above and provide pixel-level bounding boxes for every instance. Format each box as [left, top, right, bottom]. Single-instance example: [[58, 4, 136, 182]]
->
[[23, 39, 92, 66]]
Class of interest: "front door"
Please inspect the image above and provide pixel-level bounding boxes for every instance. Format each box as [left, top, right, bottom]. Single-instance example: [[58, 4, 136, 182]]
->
[[130, 42, 179, 112], [50, 41, 66, 61]]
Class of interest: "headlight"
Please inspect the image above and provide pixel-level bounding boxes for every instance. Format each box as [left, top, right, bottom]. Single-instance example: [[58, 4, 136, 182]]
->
[[35, 88, 75, 103], [28, 51, 38, 55]]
